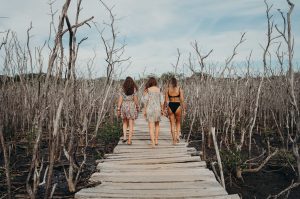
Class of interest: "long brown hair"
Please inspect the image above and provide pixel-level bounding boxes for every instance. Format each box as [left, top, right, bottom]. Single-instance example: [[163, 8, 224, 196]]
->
[[169, 77, 177, 88], [145, 77, 158, 90], [123, 76, 138, 95]]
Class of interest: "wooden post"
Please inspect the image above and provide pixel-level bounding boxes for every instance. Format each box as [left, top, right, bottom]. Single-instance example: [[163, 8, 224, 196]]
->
[[201, 122, 206, 160], [211, 127, 225, 188]]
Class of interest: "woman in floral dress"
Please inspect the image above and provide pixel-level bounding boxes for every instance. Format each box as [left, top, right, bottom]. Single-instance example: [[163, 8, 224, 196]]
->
[[143, 77, 164, 148], [117, 77, 139, 145]]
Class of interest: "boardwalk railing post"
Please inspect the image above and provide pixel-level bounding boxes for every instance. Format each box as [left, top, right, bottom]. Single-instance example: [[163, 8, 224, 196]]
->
[[211, 127, 226, 188]]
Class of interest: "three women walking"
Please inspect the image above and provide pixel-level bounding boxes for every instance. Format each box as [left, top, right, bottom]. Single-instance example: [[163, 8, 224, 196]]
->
[[117, 76, 185, 147]]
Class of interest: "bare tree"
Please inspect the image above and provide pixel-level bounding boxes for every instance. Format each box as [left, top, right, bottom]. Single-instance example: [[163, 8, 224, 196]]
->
[[0, 125, 11, 199], [275, 0, 300, 182], [93, 0, 130, 136], [171, 48, 181, 76], [190, 41, 213, 78], [96, 0, 130, 85], [0, 30, 10, 50]]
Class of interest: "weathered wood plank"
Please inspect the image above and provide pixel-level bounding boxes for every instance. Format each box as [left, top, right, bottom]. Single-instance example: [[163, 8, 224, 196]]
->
[[99, 156, 201, 165], [112, 148, 197, 155], [87, 181, 223, 190], [89, 172, 217, 183], [97, 161, 206, 171], [104, 154, 200, 161], [76, 190, 237, 199]]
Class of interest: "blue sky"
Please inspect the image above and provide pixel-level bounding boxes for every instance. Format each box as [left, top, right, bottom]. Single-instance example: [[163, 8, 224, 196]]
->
[[0, 0, 299, 78]]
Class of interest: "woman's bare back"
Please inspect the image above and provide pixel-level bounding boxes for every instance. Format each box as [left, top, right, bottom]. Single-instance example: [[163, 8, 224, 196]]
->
[[147, 86, 160, 93]]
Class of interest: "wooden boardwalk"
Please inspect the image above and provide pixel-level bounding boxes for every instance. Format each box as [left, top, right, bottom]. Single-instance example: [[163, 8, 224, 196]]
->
[[75, 114, 239, 199]]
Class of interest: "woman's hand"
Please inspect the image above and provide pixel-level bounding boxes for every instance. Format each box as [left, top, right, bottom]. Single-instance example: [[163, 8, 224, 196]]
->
[[164, 109, 168, 117], [161, 107, 167, 116], [117, 109, 121, 117], [182, 109, 186, 117]]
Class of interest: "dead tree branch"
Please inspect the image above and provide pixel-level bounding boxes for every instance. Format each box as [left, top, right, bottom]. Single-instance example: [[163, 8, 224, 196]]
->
[[220, 32, 246, 77], [243, 149, 278, 173], [191, 41, 213, 76], [171, 48, 181, 76]]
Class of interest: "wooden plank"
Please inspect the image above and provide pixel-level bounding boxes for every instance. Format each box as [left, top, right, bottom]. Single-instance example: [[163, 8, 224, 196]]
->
[[88, 181, 223, 190], [97, 161, 206, 171], [112, 147, 197, 154], [105, 154, 200, 160], [106, 150, 197, 156], [113, 146, 196, 152], [76, 194, 239, 199], [96, 157, 201, 165], [75, 190, 232, 199], [114, 144, 191, 148]]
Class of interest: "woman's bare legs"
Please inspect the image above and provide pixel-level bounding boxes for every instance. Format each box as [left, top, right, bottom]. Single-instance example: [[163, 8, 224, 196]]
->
[[168, 110, 176, 144], [175, 107, 182, 142], [155, 121, 160, 145], [127, 120, 130, 132], [127, 119, 134, 144], [168, 106, 182, 144], [148, 122, 155, 148], [122, 118, 128, 141]]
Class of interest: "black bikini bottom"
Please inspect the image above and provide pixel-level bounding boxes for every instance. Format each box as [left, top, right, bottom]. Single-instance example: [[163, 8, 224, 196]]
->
[[168, 102, 181, 114]]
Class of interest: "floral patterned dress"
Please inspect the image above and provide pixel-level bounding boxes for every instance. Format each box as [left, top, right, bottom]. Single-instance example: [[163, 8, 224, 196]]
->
[[120, 92, 138, 120], [143, 91, 164, 122]]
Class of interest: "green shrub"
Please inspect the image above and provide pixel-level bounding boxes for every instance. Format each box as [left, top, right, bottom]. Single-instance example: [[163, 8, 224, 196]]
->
[[276, 150, 296, 165], [96, 119, 122, 145], [220, 149, 247, 172]]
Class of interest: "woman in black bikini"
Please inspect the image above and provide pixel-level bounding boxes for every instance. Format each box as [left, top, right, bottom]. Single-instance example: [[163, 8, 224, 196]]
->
[[164, 77, 185, 144]]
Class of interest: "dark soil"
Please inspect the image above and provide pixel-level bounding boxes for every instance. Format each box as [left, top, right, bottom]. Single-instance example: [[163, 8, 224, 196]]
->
[[184, 131, 300, 199], [0, 134, 120, 199]]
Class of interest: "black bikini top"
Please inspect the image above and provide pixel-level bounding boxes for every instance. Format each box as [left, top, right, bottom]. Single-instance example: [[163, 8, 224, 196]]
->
[[168, 87, 180, 98]]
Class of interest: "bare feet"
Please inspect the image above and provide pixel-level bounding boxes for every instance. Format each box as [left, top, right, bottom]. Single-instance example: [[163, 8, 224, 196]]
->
[[122, 138, 127, 143], [172, 139, 177, 145]]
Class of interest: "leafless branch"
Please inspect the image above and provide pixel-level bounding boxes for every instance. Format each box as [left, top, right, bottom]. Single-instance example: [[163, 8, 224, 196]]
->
[[243, 149, 278, 173]]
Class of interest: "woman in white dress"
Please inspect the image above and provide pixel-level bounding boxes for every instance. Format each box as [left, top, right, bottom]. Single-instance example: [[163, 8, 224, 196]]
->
[[143, 77, 164, 148]]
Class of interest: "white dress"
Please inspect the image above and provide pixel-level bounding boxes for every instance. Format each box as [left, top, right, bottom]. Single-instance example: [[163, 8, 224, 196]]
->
[[143, 91, 164, 122]]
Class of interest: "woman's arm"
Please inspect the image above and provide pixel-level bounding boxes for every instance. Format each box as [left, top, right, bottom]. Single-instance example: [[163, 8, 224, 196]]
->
[[160, 91, 164, 115], [117, 95, 123, 116], [142, 90, 149, 106], [180, 88, 186, 113], [164, 88, 168, 107], [142, 90, 148, 117], [134, 95, 139, 111]]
